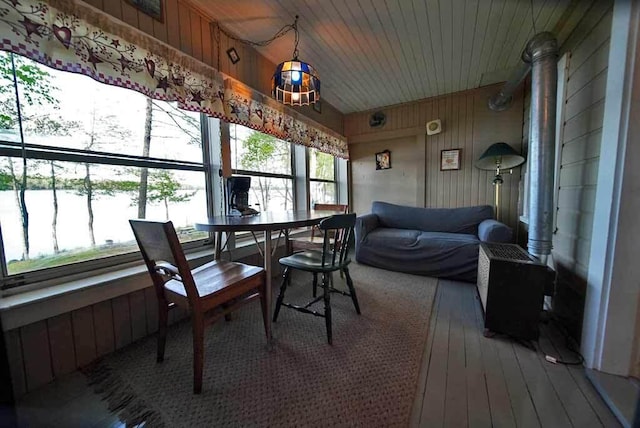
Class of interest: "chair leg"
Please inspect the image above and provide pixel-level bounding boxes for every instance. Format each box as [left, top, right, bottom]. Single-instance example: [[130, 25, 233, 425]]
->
[[323, 273, 332, 345], [157, 301, 169, 363], [343, 267, 361, 315], [192, 316, 204, 394], [273, 266, 291, 322], [259, 281, 270, 339], [222, 303, 232, 322], [312, 273, 318, 297]]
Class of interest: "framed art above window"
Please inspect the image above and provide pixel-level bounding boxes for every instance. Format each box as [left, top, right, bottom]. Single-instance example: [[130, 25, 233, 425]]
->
[[125, 0, 163, 22]]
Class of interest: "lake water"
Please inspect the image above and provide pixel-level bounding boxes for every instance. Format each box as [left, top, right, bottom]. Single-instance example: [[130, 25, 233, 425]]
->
[[0, 189, 207, 262]]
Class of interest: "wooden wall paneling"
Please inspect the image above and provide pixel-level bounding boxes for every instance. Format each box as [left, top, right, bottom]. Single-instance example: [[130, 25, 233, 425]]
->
[[102, 0, 122, 20], [562, 131, 602, 164], [165, 0, 181, 49], [456, 94, 465, 208], [201, 19, 213, 67], [554, 0, 594, 47], [463, 94, 473, 207], [190, 10, 203, 62], [565, 71, 607, 118], [452, 93, 461, 207], [20, 321, 53, 391], [47, 314, 76, 377], [567, 12, 612, 74], [153, 6, 168, 43], [560, 1, 612, 58], [112, 295, 132, 349], [71, 306, 96, 367], [120, 0, 139, 28], [83, 0, 103, 9], [129, 290, 148, 342], [144, 286, 159, 335], [92, 300, 115, 358], [566, 43, 609, 98], [562, 101, 605, 143], [178, 1, 192, 56], [442, 95, 452, 207], [4, 330, 26, 398], [137, 13, 155, 37]]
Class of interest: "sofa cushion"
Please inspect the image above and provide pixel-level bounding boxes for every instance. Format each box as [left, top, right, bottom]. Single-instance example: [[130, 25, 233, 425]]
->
[[371, 201, 493, 235], [364, 228, 421, 249], [358, 229, 481, 281]]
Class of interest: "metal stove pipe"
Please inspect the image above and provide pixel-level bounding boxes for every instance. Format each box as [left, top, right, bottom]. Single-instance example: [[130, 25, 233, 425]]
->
[[524, 32, 558, 263], [488, 61, 531, 112]]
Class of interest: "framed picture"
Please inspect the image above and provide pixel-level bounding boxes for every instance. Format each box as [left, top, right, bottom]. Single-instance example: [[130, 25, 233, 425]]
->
[[375, 150, 391, 170], [125, 0, 163, 22], [313, 100, 322, 114], [226, 47, 240, 64], [441, 149, 461, 171]]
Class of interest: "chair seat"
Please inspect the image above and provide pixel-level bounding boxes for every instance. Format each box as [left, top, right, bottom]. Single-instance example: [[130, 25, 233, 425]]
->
[[164, 260, 263, 298], [279, 250, 351, 273]]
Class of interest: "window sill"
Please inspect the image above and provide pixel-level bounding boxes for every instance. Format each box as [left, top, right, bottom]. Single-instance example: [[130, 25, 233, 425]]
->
[[0, 233, 294, 332]]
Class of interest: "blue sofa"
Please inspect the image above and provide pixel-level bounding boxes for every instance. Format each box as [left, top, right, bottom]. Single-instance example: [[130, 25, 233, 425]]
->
[[355, 202, 512, 282]]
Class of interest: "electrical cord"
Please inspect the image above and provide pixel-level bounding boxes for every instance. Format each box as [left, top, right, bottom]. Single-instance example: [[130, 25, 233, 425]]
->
[[537, 315, 585, 366]]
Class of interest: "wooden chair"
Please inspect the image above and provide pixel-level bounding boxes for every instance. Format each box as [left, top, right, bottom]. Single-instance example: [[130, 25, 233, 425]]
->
[[129, 219, 268, 394], [289, 203, 349, 253], [273, 213, 360, 344]]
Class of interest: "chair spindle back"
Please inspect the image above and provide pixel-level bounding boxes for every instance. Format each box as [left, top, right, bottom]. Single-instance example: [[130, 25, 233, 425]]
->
[[318, 213, 356, 267]]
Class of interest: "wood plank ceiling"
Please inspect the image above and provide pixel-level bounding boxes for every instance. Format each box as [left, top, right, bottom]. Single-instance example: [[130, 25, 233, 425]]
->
[[190, 0, 572, 114]]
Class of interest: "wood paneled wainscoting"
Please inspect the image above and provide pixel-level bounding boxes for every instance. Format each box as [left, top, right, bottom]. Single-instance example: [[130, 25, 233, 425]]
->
[[346, 84, 524, 231], [2, 247, 281, 399], [4, 285, 189, 399]]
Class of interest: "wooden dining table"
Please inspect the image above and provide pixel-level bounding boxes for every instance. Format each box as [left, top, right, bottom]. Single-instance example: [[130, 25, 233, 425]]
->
[[194, 210, 342, 338]]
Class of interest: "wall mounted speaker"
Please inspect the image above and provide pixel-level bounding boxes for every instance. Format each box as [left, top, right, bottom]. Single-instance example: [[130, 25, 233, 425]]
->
[[426, 119, 442, 135]]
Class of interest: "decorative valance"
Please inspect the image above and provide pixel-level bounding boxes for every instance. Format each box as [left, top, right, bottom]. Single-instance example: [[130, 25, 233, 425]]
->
[[0, 0, 349, 158]]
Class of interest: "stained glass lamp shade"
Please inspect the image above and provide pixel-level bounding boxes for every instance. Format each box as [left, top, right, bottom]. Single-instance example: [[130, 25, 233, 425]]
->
[[272, 59, 320, 106]]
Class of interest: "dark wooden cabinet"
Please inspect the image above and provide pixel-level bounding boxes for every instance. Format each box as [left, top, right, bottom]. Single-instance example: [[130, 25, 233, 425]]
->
[[477, 243, 552, 341]]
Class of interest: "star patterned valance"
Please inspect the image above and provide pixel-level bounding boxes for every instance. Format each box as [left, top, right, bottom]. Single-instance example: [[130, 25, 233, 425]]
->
[[0, 0, 348, 158]]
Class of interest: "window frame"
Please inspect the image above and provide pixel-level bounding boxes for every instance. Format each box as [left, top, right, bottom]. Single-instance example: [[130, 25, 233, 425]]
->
[[307, 147, 338, 209], [0, 103, 211, 291]]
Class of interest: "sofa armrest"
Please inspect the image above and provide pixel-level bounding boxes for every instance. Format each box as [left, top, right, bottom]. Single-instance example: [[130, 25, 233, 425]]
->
[[478, 219, 513, 243], [355, 213, 380, 242]]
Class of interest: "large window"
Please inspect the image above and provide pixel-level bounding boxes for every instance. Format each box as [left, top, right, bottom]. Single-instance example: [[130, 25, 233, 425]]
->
[[229, 123, 294, 212], [0, 52, 347, 291], [309, 148, 337, 207], [0, 53, 207, 285]]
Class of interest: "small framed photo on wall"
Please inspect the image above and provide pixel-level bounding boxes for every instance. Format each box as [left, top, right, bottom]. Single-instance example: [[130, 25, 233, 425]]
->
[[441, 149, 461, 171], [375, 150, 391, 170]]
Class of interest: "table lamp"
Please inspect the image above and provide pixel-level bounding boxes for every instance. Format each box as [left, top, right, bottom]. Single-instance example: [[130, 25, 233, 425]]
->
[[475, 142, 525, 221]]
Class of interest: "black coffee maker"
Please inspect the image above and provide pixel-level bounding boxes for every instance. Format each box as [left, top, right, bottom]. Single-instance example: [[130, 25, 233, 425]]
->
[[226, 176, 259, 216]]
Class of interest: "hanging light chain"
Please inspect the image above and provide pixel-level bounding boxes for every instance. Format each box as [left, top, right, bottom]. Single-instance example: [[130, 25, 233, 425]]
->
[[217, 15, 300, 52], [292, 16, 300, 59]]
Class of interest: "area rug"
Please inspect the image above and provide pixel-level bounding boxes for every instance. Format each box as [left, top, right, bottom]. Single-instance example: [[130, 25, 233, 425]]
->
[[85, 262, 438, 427]]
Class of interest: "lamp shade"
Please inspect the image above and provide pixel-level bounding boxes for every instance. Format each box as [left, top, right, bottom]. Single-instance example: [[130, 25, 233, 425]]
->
[[272, 59, 320, 106], [475, 142, 525, 170]]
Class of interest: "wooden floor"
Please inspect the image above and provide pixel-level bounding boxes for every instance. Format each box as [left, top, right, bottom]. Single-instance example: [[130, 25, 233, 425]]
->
[[13, 278, 622, 427], [411, 279, 621, 428]]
